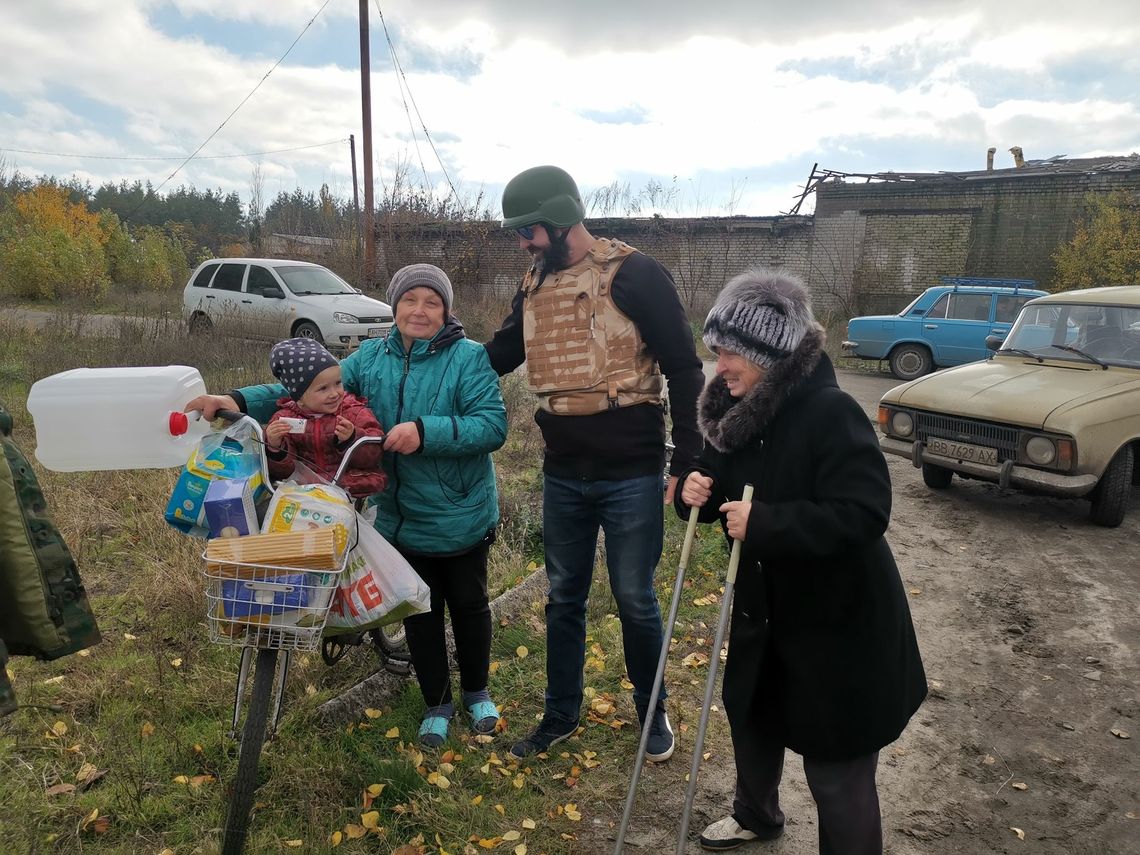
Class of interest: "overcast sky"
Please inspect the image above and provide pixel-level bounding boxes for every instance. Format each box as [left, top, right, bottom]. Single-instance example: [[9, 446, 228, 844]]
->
[[2, 0, 1138, 218]]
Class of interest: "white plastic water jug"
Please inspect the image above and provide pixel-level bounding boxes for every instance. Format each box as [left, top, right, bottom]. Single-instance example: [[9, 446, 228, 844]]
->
[[26, 365, 212, 471]]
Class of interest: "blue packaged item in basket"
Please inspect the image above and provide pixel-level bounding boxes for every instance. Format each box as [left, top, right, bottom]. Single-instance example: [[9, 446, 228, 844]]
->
[[220, 573, 332, 625], [166, 424, 266, 538]]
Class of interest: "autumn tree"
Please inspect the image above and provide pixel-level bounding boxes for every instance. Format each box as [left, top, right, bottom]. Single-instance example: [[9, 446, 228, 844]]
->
[[1052, 192, 1140, 291], [0, 185, 111, 299]]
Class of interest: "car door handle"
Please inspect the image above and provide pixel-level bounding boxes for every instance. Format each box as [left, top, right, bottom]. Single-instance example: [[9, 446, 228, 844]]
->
[[991, 329, 1005, 334], [205, 294, 215, 299], [241, 300, 252, 304], [924, 324, 938, 329]]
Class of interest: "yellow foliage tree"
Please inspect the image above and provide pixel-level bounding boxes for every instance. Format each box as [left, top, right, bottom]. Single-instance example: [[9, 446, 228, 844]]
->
[[0, 185, 111, 299], [1052, 192, 1140, 292]]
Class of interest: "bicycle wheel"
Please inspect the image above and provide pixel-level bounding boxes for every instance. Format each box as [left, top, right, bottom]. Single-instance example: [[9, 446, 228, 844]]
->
[[222, 647, 278, 855]]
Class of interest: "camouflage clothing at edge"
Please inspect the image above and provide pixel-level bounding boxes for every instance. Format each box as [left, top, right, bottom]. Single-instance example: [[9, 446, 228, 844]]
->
[[1, 402, 101, 715]]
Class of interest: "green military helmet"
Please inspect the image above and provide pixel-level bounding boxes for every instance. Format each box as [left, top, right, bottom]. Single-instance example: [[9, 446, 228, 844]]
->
[[501, 165, 586, 229]]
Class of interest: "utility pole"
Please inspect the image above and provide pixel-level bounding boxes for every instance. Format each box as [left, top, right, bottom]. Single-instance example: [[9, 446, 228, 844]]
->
[[349, 134, 361, 255], [358, 0, 376, 287]]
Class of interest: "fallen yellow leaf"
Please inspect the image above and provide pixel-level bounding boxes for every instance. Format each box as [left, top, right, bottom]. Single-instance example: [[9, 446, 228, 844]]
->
[[514, 846, 527, 855], [141, 721, 155, 738], [367, 783, 385, 797], [284, 840, 303, 848], [330, 830, 343, 846], [494, 804, 505, 816], [516, 646, 529, 659], [365, 708, 382, 719], [471, 795, 483, 806], [170, 658, 182, 668], [521, 818, 536, 830], [123, 633, 138, 641], [502, 830, 521, 841], [344, 824, 367, 839], [361, 810, 380, 829], [385, 727, 400, 738], [50, 721, 68, 737], [489, 661, 501, 675], [172, 775, 190, 784]]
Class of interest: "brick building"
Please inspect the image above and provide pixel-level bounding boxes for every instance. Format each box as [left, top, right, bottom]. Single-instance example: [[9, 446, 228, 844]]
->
[[376, 154, 1140, 321]]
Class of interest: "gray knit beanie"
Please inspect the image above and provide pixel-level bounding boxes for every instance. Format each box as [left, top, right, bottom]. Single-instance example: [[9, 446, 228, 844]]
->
[[386, 263, 453, 317], [269, 337, 340, 400], [703, 269, 818, 368]]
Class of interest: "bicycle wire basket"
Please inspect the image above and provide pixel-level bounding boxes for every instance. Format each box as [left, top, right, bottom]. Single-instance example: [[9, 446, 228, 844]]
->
[[203, 547, 350, 652]]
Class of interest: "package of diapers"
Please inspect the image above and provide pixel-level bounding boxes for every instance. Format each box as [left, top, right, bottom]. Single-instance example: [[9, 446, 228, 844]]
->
[[261, 481, 357, 557]]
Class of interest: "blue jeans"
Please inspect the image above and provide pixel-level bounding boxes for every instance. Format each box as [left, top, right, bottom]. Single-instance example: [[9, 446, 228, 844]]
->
[[542, 473, 666, 724]]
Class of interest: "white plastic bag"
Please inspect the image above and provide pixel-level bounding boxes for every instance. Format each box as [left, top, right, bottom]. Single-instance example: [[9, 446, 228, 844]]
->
[[324, 514, 431, 634]]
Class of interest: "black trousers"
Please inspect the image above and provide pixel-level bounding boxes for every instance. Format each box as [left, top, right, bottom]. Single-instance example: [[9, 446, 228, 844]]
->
[[731, 724, 882, 855], [401, 543, 492, 709]]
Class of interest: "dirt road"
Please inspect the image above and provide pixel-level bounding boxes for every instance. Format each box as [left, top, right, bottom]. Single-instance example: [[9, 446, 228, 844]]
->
[[621, 368, 1139, 854]]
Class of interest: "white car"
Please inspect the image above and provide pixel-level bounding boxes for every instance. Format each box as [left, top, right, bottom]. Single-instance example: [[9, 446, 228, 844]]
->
[[182, 258, 394, 354]]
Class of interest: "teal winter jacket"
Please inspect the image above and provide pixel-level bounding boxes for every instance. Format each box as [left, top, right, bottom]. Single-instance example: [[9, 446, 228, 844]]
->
[[238, 321, 507, 555]]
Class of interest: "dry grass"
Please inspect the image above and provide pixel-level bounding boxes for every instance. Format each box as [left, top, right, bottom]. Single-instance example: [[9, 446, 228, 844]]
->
[[1, 300, 732, 854]]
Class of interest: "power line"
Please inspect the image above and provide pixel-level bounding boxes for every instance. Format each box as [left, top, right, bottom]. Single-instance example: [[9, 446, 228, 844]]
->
[[0, 139, 347, 162], [123, 0, 336, 221], [373, 0, 459, 201]]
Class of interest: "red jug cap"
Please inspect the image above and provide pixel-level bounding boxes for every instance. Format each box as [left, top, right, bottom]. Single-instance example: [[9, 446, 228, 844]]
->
[[169, 411, 189, 436]]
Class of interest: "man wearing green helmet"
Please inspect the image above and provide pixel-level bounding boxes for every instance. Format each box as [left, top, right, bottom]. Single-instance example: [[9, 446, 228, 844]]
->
[[485, 165, 704, 762]]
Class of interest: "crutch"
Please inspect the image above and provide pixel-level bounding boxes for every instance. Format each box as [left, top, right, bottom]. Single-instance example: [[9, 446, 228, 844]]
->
[[613, 505, 701, 855], [675, 483, 754, 854]]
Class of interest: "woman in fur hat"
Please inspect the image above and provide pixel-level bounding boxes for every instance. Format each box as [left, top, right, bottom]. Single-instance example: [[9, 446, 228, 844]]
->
[[676, 269, 926, 854]]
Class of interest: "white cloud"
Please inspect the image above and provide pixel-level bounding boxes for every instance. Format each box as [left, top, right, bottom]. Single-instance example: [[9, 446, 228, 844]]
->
[[0, 0, 1137, 216]]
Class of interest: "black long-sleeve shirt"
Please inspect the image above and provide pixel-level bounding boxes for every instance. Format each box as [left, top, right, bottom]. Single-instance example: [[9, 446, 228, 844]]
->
[[484, 251, 705, 481]]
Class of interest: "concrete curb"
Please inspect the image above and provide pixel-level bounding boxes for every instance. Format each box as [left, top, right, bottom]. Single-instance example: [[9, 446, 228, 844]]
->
[[316, 568, 549, 726]]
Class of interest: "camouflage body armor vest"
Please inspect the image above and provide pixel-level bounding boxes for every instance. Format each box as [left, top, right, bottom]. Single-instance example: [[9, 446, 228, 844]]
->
[[521, 238, 664, 415]]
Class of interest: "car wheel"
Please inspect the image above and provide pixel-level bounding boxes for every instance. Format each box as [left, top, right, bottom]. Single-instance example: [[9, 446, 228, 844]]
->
[[922, 463, 953, 489], [188, 313, 213, 335], [1089, 445, 1134, 527], [293, 321, 322, 341], [888, 344, 933, 381]]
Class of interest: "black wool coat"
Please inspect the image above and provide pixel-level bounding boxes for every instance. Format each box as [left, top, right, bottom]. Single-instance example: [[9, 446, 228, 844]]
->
[[677, 336, 926, 761]]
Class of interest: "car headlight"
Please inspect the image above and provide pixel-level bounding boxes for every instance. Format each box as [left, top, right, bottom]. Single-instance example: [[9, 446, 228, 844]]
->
[[333, 312, 360, 324], [1025, 436, 1056, 465], [890, 411, 914, 438]]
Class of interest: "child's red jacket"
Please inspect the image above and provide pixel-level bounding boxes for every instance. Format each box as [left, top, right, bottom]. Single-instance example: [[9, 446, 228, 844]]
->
[[265, 394, 386, 498]]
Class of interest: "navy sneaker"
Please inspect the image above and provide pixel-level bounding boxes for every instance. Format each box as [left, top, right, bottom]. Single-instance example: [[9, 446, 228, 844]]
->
[[642, 707, 675, 762], [509, 716, 579, 759]]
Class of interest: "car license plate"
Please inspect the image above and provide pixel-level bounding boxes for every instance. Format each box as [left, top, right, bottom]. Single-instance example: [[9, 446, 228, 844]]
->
[[927, 437, 998, 465], [368, 327, 385, 338]]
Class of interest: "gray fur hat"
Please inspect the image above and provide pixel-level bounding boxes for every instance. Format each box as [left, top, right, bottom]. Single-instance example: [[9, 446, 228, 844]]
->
[[703, 268, 819, 368], [387, 263, 453, 317], [270, 337, 339, 400]]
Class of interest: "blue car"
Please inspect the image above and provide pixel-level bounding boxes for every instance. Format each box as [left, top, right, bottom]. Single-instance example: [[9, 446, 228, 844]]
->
[[842, 277, 1048, 380]]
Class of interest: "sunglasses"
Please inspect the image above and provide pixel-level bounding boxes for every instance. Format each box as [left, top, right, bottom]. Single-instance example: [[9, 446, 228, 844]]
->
[[515, 225, 537, 240]]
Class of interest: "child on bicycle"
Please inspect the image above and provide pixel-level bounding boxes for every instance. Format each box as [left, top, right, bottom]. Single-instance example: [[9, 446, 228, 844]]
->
[[265, 338, 386, 499]]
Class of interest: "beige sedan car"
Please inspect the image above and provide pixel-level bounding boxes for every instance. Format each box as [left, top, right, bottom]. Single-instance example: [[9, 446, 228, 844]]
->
[[878, 286, 1140, 526]]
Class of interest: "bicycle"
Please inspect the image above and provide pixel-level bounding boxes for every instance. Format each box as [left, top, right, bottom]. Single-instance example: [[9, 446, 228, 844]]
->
[[199, 416, 408, 854]]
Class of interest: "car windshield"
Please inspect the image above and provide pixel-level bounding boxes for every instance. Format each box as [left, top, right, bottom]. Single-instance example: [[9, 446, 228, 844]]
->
[[275, 266, 355, 296], [1003, 302, 1140, 368]]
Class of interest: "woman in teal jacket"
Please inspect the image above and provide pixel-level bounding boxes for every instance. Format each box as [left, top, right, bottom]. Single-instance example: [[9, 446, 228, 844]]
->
[[192, 264, 507, 747]]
